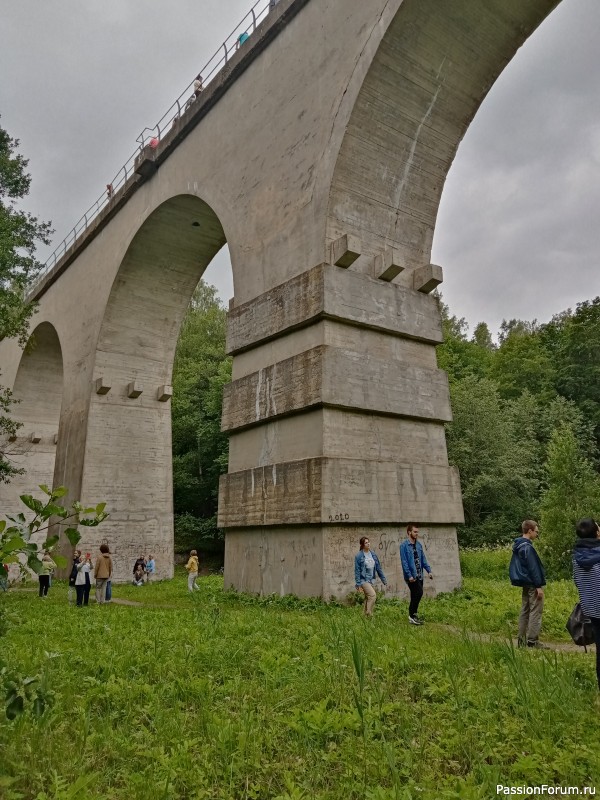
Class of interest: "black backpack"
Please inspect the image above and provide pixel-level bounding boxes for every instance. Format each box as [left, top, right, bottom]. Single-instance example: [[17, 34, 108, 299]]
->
[[566, 603, 595, 651]]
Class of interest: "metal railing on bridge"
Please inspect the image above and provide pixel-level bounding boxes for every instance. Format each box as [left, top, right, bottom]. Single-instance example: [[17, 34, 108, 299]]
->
[[33, 0, 273, 294]]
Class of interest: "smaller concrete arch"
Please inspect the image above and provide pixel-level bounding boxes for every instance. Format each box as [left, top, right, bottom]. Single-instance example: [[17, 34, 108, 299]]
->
[[0, 321, 64, 524], [78, 193, 230, 581]]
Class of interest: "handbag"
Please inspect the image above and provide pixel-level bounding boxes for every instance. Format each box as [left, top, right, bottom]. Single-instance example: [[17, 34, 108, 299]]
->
[[566, 602, 595, 651]]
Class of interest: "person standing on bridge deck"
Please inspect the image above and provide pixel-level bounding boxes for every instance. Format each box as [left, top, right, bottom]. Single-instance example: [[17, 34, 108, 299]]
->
[[236, 31, 250, 50], [354, 537, 387, 618], [269, 0, 282, 10], [400, 523, 433, 625], [193, 74, 203, 97]]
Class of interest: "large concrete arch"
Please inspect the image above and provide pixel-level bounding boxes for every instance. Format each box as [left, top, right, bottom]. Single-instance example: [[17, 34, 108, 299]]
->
[[75, 195, 227, 580], [325, 0, 560, 270], [0, 322, 64, 531]]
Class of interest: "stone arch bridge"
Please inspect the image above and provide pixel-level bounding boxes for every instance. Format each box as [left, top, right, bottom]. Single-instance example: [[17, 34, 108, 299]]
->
[[0, 0, 559, 595]]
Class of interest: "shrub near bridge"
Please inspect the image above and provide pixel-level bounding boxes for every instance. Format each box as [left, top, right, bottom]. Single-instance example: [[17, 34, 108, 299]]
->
[[1, 554, 599, 800]]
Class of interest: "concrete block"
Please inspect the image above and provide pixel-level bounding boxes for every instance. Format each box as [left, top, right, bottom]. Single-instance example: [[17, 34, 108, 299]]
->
[[157, 385, 173, 402], [30, 432, 41, 444], [218, 457, 464, 528], [127, 381, 143, 399], [413, 264, 443, 294], [373, 247, 404, 281], [226, 263, 443, 354], [330, 234, 361, 268], [224, 527, 324, 597], [95, 377, 111, 395], [221, 345, 452, 431], [228, 297, 235, 310]]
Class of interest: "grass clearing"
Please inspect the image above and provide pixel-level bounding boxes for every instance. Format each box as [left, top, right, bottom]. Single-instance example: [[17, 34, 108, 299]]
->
[[1, 554, 599, 799]]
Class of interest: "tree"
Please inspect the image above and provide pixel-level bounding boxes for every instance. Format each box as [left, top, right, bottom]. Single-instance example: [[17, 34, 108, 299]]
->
[[550, 298, 600, 445], [0, 121, 52, 481], [489, 324, 556, 402], [434, 295, 492, 382], [445, 375, 538, 546], [539, 424, 600, 578], [171, 282, 231, 553]]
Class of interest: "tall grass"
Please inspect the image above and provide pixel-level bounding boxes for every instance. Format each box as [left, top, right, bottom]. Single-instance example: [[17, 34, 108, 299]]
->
[[1, 555, 599, 799]]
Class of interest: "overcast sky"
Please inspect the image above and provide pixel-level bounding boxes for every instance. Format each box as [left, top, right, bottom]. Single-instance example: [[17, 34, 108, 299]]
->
[[1, 0, 599, 338]]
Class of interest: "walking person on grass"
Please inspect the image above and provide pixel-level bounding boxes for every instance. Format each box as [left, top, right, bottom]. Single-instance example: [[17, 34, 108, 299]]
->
[[573, 517, 600, 690], [400, 523, 433, 625], [38, 550, 56, 599], [94, 543, 113, 604], [509, 519, 547, 648], [186, 550, 200, 592], [354, 537, 387, 617]]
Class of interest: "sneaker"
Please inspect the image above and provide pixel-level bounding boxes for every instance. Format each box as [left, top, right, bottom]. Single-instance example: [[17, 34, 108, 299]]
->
[[408, 615, 422, 626], [527, 640, 548, 649], [413, 615, 425, 624]]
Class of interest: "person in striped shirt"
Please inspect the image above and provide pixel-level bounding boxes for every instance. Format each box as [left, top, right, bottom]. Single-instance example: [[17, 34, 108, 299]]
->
[[573, 517, 600, 690]]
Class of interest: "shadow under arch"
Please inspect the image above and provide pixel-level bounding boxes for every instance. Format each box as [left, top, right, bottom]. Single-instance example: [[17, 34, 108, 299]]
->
[[0, 321, 64, 524], [325, 0, 561, 273], [79, 194, 229, 581]]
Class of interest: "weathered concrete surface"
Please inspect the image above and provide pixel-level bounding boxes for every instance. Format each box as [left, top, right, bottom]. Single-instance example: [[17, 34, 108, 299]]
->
[[219, 457, 463, 528], [223, 345, 452, 430], [226, 263, 444, 356], [225, 525, 461, 600], [0, 0, 561, 591]]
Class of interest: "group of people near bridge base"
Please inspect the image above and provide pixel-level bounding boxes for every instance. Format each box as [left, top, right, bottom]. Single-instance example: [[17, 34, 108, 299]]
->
[[509, 517, 600, 690], [66, 544, 113, 606], [132, 554, 156, 586], [355, 517, 600, 692], [354, 523, 433, 624]]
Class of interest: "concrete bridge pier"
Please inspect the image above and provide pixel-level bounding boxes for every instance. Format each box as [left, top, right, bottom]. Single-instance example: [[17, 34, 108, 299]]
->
[[219, 258, 464, 600]]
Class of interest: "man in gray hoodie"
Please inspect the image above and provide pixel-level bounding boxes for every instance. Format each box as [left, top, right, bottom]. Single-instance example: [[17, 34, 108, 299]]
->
[[509, 519, 547, 648]]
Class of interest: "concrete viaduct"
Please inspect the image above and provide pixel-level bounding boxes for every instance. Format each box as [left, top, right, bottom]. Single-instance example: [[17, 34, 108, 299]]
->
[[0, 0, 559, 597]]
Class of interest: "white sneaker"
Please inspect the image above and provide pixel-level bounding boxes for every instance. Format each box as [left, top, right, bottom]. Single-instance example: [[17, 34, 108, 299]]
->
[[408, 615, 422, 626]]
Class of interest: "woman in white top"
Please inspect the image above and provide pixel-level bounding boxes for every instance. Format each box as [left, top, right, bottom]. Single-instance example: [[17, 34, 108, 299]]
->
[[75, 554, 93, 607], [354, 537, 387, 617]]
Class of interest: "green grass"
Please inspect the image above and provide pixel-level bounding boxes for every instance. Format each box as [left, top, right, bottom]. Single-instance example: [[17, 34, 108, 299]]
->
[[1, 553, 599, 800]]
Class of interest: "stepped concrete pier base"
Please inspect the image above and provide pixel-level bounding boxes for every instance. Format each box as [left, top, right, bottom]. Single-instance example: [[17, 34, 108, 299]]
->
[[219, 262, 464, 599]]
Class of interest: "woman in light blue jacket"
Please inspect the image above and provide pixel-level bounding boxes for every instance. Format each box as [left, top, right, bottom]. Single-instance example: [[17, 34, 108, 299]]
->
[[354, 537, 387, 617]]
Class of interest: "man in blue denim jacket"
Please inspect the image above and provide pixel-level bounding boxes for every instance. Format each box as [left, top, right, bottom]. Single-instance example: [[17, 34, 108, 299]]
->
[[400, 523, 433, 625]]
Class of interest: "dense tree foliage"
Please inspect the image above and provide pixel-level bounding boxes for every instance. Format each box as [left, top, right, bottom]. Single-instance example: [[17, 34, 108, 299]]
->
[[0, 121, 52, 482], [171, 281, 231, 553], [437, 293, 600, 562]]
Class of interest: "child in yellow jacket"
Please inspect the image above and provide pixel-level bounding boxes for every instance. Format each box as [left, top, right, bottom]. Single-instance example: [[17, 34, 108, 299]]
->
[[186, 550, 199, 592]]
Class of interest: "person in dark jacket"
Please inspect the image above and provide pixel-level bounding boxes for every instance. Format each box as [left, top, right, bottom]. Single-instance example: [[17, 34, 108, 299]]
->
[[509, 519, 546, 648], [573, 517, 600, 690], [354, 537, 387, 617]]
